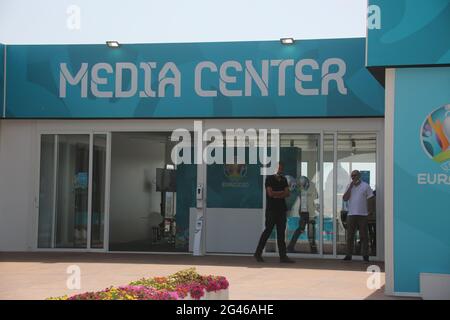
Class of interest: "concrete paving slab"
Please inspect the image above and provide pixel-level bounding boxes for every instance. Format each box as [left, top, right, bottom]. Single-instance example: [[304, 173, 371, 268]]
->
[[0, 252, 418, 300]]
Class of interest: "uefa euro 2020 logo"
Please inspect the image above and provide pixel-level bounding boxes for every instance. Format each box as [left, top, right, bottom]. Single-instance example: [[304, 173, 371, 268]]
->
[[421, 104, 450, 172], [224, 163, 247, 182]]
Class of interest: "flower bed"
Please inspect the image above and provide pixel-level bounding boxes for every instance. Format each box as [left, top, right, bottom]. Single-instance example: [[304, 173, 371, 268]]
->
[[48, 268, 229, 300]]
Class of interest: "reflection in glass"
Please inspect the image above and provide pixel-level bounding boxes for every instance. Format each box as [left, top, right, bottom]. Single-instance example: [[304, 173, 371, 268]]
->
[[322, 134, 334, 255], [38, 134, 108, 249], [91, 135, 106, 248], [55, 135, 90, 248], [274, 134, 320, 254], [38, 135, 55, 248]]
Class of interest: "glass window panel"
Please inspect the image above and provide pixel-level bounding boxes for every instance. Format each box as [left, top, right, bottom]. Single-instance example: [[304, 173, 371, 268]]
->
[[91, 134, 106, 248], [322, 134, 335, 255], [278, 134, 320, 255], [37, 134, 55, 248], [55, 134, 90, 248]]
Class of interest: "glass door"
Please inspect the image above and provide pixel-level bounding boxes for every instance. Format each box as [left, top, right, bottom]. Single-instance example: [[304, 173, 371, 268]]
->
[[263, 131, 379, 259], [336, 133, 378, 257], [264, 133, 321, 255], [37, 133, 107, 250]]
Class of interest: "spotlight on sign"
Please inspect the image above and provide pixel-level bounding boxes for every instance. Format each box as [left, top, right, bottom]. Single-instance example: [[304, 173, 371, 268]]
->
[[280, 38, 295, 45], [106, 41, 120, 48]]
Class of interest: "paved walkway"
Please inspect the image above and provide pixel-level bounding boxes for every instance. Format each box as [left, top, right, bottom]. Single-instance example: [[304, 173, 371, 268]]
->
[[0, 252, 413, 300]]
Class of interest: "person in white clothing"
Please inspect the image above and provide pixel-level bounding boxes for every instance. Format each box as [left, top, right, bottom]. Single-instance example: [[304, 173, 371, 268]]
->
[[342, 170, 374, 262]]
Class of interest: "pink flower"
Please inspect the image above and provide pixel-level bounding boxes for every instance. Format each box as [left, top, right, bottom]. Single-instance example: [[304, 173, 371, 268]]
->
[[218, 277, 229, 290], [189, 283, 205, 300]]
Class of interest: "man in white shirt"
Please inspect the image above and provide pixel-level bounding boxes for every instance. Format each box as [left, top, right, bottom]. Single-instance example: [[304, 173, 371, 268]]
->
[[342, 170, 374, 262]]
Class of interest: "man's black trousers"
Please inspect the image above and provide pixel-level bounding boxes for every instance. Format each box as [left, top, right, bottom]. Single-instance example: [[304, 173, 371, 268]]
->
[[255, 209, 287, 258]]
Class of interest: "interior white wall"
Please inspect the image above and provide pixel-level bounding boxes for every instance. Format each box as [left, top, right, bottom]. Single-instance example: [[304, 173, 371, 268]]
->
[[109, 133, 165, 245], [0, 120, 36, 251]]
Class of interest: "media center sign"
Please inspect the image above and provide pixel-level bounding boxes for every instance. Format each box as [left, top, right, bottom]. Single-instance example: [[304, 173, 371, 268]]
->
[[4, 38, 384, 118], [59, 58, 347, 99]]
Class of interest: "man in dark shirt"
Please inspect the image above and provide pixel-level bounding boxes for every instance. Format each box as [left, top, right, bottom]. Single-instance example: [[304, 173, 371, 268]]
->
[[254, 162, 295, 263]]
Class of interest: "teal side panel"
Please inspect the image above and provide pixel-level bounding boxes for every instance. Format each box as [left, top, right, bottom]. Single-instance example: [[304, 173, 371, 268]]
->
[[394, 67, 450, 293], [367, 0, 450, 66]]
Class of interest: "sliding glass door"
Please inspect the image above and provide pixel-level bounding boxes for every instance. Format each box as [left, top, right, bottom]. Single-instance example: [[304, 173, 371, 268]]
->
[[266, 131, 379, 259], [336, 133, 378, 257], [323, 132, 378, 258], [37, 133, 107, 250], [280, 134, 321, 255]]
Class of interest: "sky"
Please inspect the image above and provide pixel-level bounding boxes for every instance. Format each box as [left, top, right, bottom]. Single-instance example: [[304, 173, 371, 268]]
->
[[0, 0, 367, 44]]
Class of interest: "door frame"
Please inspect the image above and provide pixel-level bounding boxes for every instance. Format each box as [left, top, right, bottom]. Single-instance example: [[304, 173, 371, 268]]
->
[[33, 130, 109, 252], [261, 129, 383, 261], [32, 119, 201, 253]]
